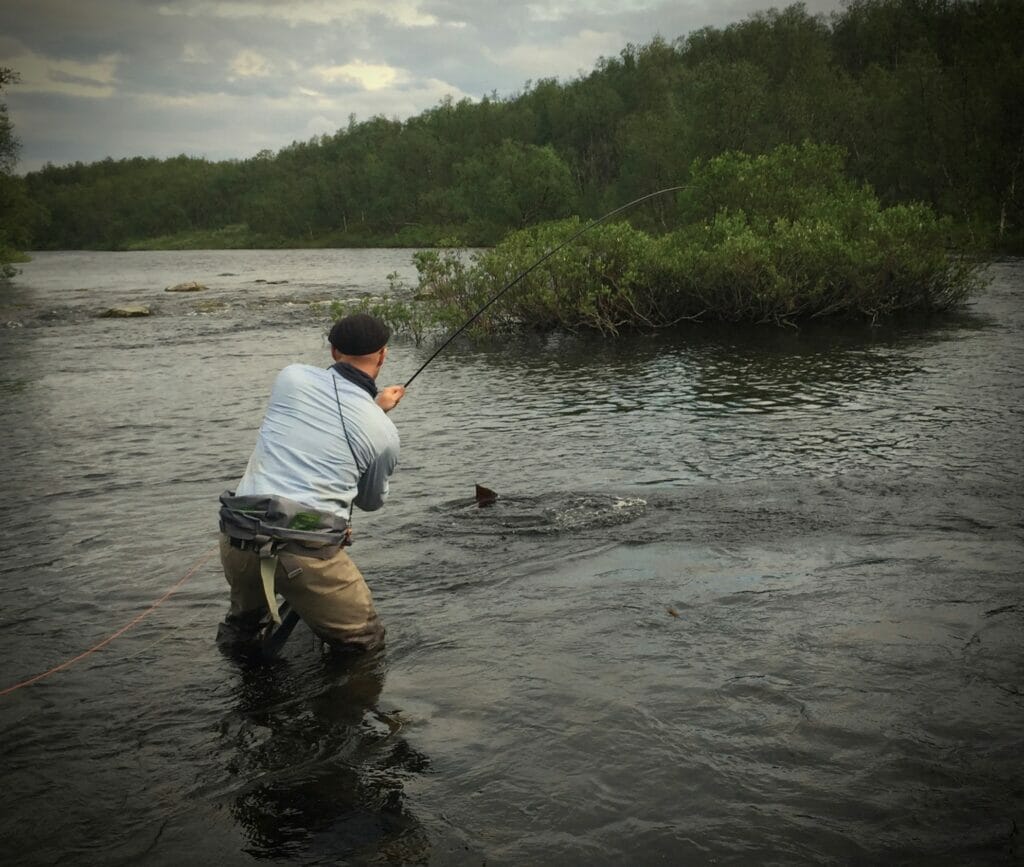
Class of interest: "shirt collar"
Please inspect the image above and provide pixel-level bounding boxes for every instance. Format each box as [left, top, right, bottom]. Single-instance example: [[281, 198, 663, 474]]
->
[[330, 361, 378, 397]]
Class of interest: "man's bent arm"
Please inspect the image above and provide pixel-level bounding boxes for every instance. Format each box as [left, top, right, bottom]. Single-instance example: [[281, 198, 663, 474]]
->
[[353, 445, 399, 512]]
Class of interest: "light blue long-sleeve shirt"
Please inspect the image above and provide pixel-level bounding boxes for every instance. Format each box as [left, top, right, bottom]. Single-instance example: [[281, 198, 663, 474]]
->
[[234, 364, 400, 520]]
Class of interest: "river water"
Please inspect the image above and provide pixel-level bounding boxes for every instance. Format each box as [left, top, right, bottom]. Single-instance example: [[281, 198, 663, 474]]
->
[[0, 250, 1021, 865]]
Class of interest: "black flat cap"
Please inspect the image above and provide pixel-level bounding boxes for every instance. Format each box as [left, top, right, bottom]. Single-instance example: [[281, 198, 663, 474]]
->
[[329, 313, 391, 356]]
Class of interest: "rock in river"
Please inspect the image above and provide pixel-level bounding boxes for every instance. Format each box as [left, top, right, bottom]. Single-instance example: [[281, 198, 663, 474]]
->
[[165, 281, 207, 292], [100, 305, 151, 318]]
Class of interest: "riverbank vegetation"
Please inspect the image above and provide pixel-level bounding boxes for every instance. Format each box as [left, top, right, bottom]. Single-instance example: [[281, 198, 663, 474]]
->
[[12, 0, 1023, 258], [1, 68, 35, 280], [331, 142, 981, 333]]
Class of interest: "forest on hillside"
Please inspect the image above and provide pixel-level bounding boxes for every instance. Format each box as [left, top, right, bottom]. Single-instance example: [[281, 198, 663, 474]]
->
[[8, 0, 1024, 254]]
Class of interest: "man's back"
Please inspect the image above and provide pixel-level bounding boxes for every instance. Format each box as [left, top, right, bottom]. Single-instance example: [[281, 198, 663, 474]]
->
[[235, 363, 400, 518]]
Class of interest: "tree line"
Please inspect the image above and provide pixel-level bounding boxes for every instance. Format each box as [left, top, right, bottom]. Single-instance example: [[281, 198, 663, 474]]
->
[[338, 141, 981, 334], [6, 0, 1024, 258], [1, 69, 37, 277]]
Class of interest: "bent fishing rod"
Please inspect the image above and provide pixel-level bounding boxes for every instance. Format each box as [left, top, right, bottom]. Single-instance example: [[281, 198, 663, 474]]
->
[[402, 185, 686, 388]]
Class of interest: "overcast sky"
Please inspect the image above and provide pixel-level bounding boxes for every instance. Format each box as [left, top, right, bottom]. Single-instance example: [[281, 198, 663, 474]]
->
[[1, 0, 846, 173]]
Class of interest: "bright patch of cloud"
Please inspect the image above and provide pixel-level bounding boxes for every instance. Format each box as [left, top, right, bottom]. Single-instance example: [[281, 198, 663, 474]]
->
[[316, 61, 403, 91], [337, 76, 473, 123], [489, 28, 624, 81], [525, 3, 571, 23], [230, 49, 272, 78], [526, 0, 660, 20], [157, 1, 437, 27], [303, 114, 338, 137], [147, 93, 217, 108], [3, 49, 120, 98]]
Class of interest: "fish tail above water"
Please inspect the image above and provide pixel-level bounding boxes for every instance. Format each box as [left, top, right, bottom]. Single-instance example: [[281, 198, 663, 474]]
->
[[475, 484, 498, 507]]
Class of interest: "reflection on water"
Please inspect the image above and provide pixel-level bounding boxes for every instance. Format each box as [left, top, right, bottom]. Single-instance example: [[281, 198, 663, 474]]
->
[[409, 303, 1022, 489], [434, 316, 966, 418], [220, 651, 431, 863]]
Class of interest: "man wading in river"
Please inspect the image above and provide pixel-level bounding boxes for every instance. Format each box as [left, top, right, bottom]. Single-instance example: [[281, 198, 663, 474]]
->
[[216, 313, 405, 654]]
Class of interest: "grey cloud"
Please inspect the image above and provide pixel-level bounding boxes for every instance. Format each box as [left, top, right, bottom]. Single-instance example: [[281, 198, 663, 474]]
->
[[2, 0, 847, 171], [10, 87, 344, 170], [1, 1, 178, 61], [49, 69, 114, 88]]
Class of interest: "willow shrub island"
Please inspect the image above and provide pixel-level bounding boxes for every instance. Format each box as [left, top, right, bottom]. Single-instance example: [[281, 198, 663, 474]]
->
[[333, 142, 984, 336]]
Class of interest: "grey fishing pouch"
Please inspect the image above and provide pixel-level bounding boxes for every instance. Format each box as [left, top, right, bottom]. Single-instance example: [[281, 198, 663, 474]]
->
[[219, 491, 353, 626], [219, 491, 351, 551]]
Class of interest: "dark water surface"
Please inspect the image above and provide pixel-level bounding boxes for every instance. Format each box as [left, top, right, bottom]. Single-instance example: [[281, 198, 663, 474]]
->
[[1, 250, 1021, 865]]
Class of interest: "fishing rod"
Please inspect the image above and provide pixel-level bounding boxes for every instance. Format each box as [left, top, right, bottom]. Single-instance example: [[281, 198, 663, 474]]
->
[[403, 185, 686, 388]]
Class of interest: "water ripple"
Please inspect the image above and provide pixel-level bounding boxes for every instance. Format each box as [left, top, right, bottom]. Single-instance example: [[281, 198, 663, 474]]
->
[[0, 252, 1021, 865]]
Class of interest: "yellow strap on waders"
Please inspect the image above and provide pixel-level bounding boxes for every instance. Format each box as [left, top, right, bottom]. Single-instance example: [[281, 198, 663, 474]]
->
[[258, 544, 281, 625]]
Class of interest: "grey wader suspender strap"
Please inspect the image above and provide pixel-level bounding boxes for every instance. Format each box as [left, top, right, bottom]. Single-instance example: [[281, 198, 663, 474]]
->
[[258, 541, 282, 625]]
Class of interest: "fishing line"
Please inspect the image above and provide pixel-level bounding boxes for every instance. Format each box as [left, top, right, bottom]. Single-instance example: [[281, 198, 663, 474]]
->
[[332, 370, 364, 522], [403, 185, 686, 388], [0, 546, 217, 697], [117, 598, 219, 661]]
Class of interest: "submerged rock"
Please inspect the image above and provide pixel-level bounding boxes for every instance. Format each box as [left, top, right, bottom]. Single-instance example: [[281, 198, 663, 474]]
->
[[100, 305, 151, 318], [165, 281, 207, 292]]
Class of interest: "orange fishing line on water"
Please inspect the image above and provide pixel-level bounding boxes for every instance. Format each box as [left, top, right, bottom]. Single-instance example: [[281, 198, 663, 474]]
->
[[0, 546, 217, 697]]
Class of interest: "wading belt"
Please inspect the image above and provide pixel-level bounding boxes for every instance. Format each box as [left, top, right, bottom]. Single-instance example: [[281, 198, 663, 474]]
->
[[219, 491, 352, 623]]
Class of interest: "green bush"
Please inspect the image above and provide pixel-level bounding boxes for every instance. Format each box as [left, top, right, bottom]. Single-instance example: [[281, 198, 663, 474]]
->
[[333, 142, 985, 337]]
